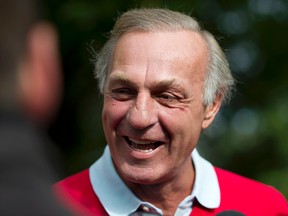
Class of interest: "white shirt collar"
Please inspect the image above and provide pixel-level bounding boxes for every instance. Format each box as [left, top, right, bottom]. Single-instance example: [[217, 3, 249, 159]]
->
[[191, 149, 220, 208], [89, 146, 220, 216]]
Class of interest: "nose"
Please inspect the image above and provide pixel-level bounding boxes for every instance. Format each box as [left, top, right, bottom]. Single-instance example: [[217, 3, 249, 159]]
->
[[126, 93, 158, 129]]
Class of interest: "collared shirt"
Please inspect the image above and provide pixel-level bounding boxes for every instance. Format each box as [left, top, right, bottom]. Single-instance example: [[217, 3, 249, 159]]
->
[[89, 146, 220, 216]]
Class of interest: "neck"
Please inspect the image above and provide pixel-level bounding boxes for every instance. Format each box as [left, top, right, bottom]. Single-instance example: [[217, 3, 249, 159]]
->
[[128, 160, 195, 216]]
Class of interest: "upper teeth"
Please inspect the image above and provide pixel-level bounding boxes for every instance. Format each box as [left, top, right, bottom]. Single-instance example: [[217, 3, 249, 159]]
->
[[129, 138, 155, 145]]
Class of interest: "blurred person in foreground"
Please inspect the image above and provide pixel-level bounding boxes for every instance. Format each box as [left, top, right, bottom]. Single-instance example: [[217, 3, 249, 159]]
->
[[55, 8, 288, 216], [0, 0, 76, 215]]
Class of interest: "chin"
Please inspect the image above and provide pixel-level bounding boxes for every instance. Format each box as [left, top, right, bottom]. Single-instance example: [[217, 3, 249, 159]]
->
[[120, 164, 167, 185]]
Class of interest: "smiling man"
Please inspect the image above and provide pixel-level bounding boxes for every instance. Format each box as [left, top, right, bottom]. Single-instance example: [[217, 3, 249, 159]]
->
[[55, 8, 288, 216]]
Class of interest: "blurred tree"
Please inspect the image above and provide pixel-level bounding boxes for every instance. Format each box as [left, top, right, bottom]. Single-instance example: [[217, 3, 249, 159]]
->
[[45, 0, 288, 198]]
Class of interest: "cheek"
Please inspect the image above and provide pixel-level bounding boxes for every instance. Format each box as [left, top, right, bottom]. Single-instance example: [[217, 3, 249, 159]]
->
[[102, 99, 129, 130], [159, 107, 204, 142]]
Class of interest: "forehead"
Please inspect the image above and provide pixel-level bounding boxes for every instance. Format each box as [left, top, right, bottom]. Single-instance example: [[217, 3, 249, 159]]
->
[[113, 30, 207, 61], [109, 30, 208, 87]]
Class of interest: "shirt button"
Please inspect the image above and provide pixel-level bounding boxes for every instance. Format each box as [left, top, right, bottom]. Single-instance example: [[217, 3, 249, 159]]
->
[[142, 205, 150, 212]]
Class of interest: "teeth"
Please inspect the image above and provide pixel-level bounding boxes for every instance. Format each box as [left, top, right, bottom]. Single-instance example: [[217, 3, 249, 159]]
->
[[128, 138, 155, 145], [131, 145, 154, 153], [126, 137, 161, 153]]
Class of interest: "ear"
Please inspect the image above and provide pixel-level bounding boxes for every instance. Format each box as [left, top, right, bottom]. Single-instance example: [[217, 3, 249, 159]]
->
[[19, 22, 62, 125], [201, 94, 222, 130]]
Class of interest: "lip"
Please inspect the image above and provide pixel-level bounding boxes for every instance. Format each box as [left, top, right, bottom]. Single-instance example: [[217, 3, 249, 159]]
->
[[123, 136, 166, 159]]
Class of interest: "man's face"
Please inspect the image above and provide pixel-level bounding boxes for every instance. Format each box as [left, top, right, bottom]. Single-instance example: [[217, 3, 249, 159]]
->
[[102, 31, 219, 185]]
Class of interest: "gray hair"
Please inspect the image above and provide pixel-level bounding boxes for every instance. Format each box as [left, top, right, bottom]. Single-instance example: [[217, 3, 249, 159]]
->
[[94, 8, 235, 106]]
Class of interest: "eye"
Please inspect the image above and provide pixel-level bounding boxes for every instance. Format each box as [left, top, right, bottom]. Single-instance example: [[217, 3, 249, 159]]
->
[[155, 92, 182, 106], [157, 93, 177, 100], [110, 88, 135, 101]]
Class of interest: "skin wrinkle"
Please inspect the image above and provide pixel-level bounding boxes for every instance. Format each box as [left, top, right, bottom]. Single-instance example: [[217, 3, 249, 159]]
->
[[102, 30, 221, 215], [108, 73, 194, 109]]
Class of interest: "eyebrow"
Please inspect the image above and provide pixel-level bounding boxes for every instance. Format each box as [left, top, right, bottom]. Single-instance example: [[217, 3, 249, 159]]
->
[[107, 73, 138, 89], [150, 79, 187, 94], [108, 73, 187, 94], [151, 79, 177, 89]]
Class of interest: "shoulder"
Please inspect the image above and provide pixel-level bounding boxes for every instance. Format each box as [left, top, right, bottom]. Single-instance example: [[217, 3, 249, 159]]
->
[[215, 167, 284, 197], [214, 167, 288, 215], [56, 169, 90, 190], [54, 170, 108, 216]]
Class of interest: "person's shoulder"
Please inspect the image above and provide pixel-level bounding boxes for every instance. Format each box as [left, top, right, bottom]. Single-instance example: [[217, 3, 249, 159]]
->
[[215, 167, 281, 194], [54, 169, 91, 202], [214, 167, 288, 215], [56, 169, 90, 188], [54, 169, 108, 216]]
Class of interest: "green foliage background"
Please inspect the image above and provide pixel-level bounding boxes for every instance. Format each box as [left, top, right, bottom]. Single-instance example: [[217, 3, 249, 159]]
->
[[45, 0, 288, 198]]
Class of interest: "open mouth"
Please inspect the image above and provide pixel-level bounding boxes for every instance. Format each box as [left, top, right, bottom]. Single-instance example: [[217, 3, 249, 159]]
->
[[124, 136, 163, 153]]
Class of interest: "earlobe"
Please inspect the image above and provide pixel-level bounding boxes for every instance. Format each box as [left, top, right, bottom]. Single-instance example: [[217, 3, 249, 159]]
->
[[18, 22, 62, 125], [202, 94, 222, 129]]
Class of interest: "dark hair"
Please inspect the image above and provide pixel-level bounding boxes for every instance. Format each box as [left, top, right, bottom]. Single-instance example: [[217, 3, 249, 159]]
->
[[0, 0, 39, 106]]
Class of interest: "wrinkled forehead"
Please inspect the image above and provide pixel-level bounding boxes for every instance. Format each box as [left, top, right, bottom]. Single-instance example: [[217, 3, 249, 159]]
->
[[106, 31, 208, 92], [111, 30, 209, 77]]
